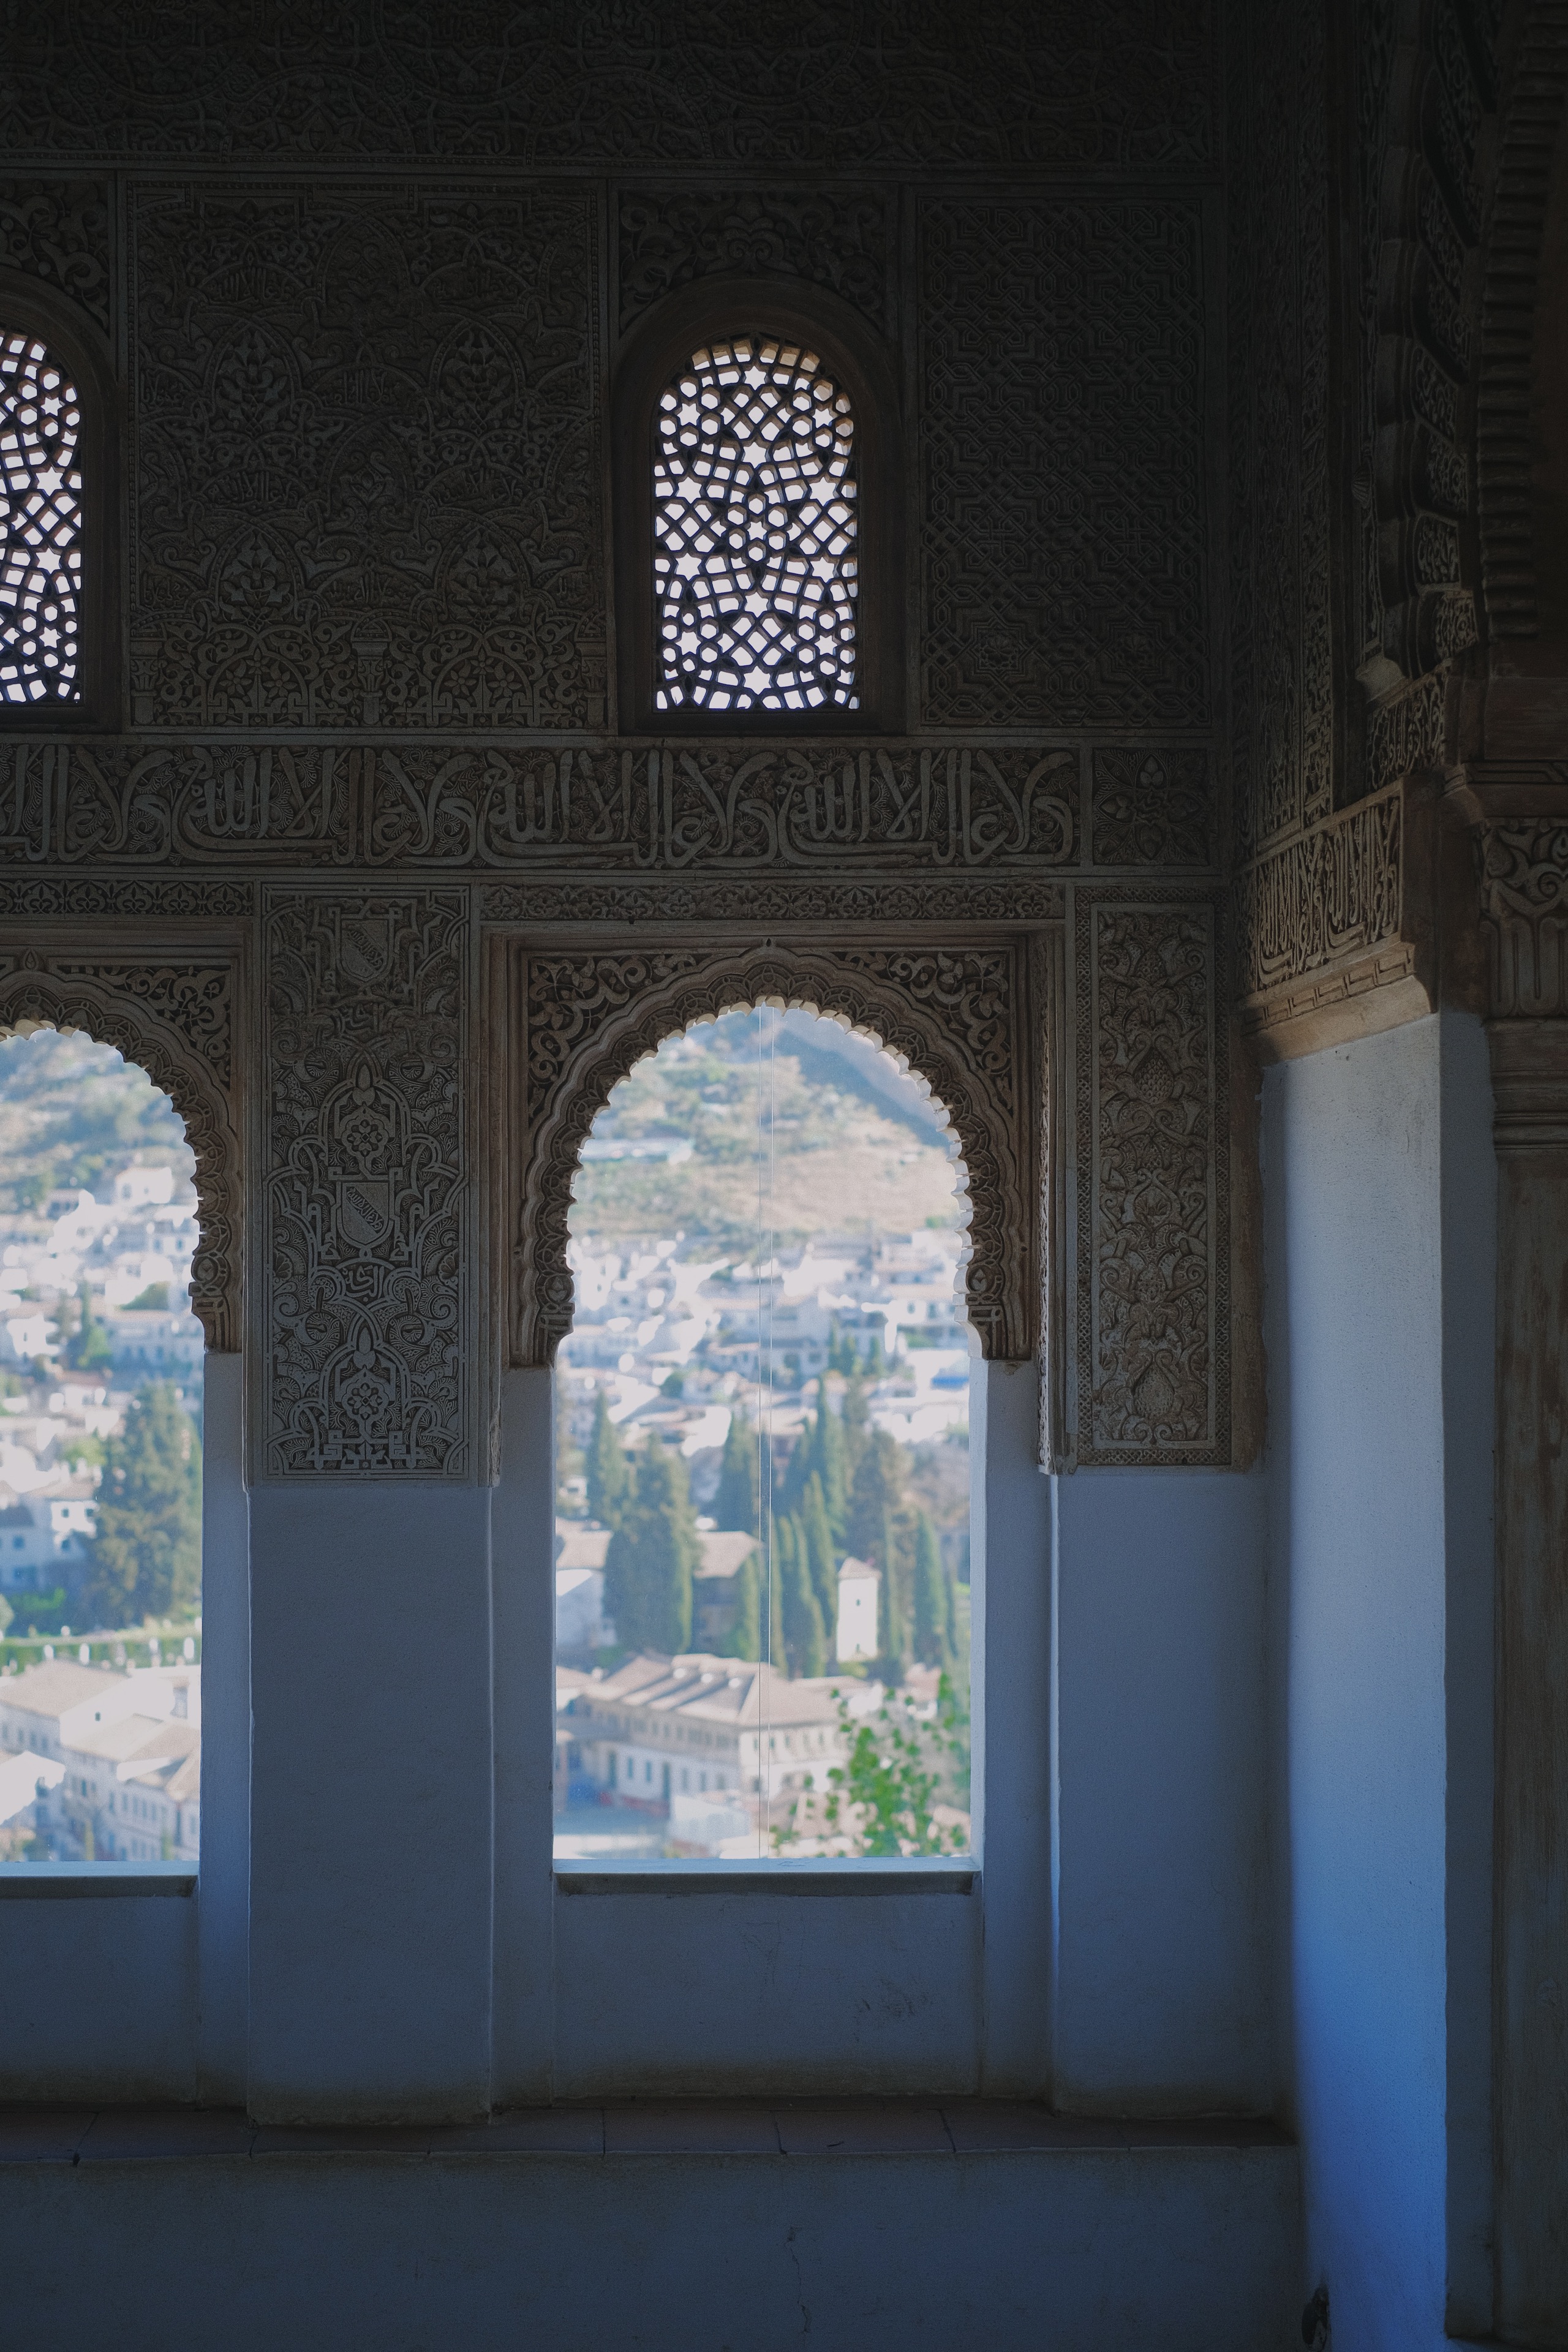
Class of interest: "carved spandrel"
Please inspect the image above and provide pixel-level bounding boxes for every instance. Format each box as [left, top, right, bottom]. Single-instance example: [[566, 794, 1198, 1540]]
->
[[130, 183, 601, 733], [619, 189, 892, 336], [516, 942, 1033, 1369], [0, 179, 111, 330], [0, 957, 239, 1352], [262, 892, 469, 1477]]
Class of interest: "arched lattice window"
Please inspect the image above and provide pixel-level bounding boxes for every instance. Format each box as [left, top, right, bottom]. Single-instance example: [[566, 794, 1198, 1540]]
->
[[653, 336, 859, 715], [1, 330, 82, 704]]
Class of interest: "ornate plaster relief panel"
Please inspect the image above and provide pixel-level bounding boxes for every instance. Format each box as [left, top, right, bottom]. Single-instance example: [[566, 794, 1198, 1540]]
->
[[617, 190, 894, 340], [260, 891, 473, 1479], [1054, 890, 1234, 1469], [0, 946, 241, 1351], [3, 5, 1219, 172], [0, 179, 112, 332], [129, 183, 601, 732], [918, 197, 1215, 734]]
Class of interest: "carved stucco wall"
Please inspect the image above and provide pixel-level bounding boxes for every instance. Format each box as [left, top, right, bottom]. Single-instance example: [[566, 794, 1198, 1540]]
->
[[0, 1, 1244, 1476], [1229, 0, 1504, 1052]]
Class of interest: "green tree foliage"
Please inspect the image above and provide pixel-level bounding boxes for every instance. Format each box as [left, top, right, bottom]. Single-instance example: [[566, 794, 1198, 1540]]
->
[[586, 1389, 630, 1529], [839, 1362, 869, 1481], [604, 1439, 697, 1655], [777, 1513, 827, 1678], [877, 1506, 910, 1675], [0, 1591, 11, 1637], [799, 1473, 839, 1641], [777, 1674, 971, 1858], [911, 1507, 952, 1670], [713, 1406, 760, 1536], [722, 1545, 763, 1661], [81, 1381, 202, 1629], [848, 1427, 905, 1560], [67, 1281, 112, 1374]]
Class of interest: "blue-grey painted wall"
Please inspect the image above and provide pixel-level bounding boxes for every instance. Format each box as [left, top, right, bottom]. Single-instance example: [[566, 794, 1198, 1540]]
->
[[1264, 1011, 1495, 2350]]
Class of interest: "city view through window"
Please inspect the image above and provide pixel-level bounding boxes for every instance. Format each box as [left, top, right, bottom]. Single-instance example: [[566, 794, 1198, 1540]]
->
[[0, 1030, 203, 1868], [553, 1006, 973, 1866]]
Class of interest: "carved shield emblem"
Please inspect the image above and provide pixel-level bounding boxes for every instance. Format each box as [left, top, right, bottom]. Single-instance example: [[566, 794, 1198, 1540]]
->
[[337, 1178, 391, 1248]]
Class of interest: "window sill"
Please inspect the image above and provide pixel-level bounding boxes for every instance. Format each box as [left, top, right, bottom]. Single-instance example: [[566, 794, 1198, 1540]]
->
[[554, 1857, 976, 1897], [0, 1863, 195, 1899]]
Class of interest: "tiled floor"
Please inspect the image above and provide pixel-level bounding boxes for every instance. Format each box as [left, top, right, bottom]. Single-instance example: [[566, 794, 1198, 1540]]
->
[[0, 2100, 1290, 2163]]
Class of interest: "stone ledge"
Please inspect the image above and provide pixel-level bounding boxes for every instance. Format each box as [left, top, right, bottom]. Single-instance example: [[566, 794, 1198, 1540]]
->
[[0, 2100, 1293, 2164]]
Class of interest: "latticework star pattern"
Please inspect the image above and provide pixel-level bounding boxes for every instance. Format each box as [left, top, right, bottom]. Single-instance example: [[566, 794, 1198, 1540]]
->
[[654, 336, 858, 714], [0, 332, 81, 703]]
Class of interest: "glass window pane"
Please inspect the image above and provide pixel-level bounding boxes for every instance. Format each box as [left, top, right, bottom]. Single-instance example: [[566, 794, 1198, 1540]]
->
[[0, 1031, 203, 1866], [553, 1006, 971, 1868]]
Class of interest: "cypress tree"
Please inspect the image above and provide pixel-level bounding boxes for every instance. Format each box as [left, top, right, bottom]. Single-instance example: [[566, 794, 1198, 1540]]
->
[[912, 1507, 951, 1669], [778, 1512, 827, 1678], [848, 1427, 905, 1561], [840, 1361, 869, 1480], [69, 1281, 112, 1375], [799, 1472, 839, 1642], [806, 1378, 847, 1539], [82, 1381, 202, 1629], [713, 1406, 759, 1534], [604, 1439, 697, 1655], [877, 1506, 910, 1676], [586, 1388, 630, 1528], [723, 1546, 763, 1662]]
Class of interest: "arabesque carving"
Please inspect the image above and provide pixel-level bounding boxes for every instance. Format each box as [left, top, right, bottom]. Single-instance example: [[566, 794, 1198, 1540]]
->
[[0, 179, 111, 330], [0, 954, 239, 1350], [513, 941, 1033, 1368], [129, 183, 601, 730], [1090, 748, 1212, 867], [919, 197, 1211, 731], [262, 892, 470, 1476], [1226, 0, 1335, 860], [0, 739, 1080, 873], [1479, 820, 1568, 1018], [483, 876, 1065, 927], [4, 6, 1218, 171], [1072, 894, 1228, 1466], [619, 190, 891, 335]]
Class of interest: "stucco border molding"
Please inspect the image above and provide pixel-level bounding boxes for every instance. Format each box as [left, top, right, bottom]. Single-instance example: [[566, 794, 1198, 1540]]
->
[[0, 949, 241, 1349], [506, 938, 1036, 1370]]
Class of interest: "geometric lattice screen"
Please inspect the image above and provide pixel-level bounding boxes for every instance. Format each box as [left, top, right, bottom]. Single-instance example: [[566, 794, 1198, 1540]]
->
[[0, 331, 81, 703], [653, 336, 858, 714]]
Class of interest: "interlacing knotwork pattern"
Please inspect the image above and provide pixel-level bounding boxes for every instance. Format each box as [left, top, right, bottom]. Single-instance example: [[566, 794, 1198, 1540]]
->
[[654, 337, 858, 714], [1, 331, 80, 703]]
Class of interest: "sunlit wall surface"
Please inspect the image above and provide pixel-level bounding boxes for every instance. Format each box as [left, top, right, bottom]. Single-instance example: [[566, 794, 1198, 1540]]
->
[[552, 1007, 971, 1866], [0, 1031, 203, 1866]]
